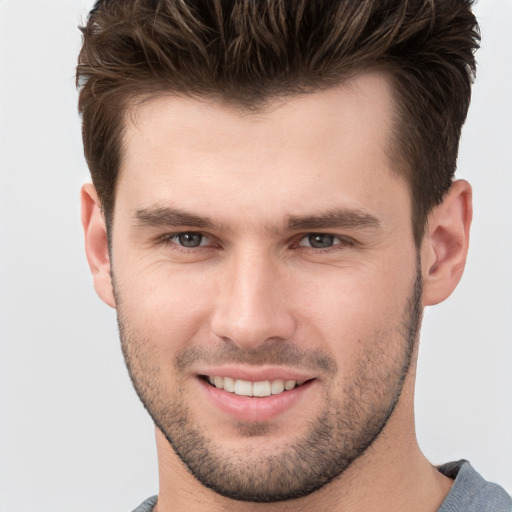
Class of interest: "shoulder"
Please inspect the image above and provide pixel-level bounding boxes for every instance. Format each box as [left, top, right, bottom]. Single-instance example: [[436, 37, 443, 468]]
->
[[438, 460, 511, 512], [131, 495, 158, 512]]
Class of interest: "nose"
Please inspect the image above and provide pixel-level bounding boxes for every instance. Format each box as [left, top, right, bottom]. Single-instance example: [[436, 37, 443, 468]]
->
[[210, 250, 297, 350]]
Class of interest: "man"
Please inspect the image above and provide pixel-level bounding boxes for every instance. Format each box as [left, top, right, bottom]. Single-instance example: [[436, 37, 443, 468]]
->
[[77, 0, 511, 511]]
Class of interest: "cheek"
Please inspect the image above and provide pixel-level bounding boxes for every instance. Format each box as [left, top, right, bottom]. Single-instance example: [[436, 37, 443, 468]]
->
[[292, 261, 416, 364], [113, 237, 417, 363], [113, 260, 219, 355]]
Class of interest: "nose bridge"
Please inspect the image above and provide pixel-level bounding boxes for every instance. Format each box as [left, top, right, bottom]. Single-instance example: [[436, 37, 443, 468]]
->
[[211, 246, 295, 349]]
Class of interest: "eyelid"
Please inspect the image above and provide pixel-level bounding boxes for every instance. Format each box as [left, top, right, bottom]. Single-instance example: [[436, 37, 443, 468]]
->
[[159, 230, 215, 249], [296, 233, 355, 247], [292, 234, 358, 256], [156, 230, 355, 252], [172, 232, 209, 246]]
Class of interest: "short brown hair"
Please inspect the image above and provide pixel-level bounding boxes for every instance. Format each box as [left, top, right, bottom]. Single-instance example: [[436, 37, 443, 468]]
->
[[77, 0, 479, 245]]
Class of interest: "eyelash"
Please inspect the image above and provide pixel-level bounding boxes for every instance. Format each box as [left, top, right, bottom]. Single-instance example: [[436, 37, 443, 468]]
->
[[295, 233, 355, 252], [160, 232, 215, 252], [159, 231, 355, 254]]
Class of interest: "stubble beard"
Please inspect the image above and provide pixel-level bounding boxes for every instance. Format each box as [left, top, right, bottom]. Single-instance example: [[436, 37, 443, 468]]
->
[[114, 265, 422, 503]]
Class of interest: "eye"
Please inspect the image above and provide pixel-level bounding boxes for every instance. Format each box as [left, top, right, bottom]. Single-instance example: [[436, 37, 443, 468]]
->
[[169, 232, 208, 248], [298, 233, 349, 249]]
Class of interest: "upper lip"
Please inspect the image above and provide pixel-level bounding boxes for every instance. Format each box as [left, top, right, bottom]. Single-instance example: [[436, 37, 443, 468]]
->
[[197, 366, 316, 382]]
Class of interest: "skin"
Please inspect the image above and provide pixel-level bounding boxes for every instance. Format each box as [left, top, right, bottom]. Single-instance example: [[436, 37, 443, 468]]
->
[[82, 73, 472, 511]]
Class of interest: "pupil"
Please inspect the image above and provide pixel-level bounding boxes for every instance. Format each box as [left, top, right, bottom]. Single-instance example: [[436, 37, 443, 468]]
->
[[309, 234, 334, 248], [178, 233, 202, 247]]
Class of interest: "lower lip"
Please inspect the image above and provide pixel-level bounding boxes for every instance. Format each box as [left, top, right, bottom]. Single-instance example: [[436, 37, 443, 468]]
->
[[198, 378, 314, 422]]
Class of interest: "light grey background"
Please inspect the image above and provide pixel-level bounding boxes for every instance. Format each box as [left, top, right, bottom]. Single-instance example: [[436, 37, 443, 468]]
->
[[0, 0, 511, 510]]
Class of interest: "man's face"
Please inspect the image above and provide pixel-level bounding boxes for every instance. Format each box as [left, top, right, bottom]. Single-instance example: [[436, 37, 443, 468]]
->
[[110, 74, 421, 501]]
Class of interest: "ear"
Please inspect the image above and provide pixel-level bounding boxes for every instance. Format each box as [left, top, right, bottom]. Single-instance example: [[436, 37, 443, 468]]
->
[[81, 183, 116, 308], [421, 180, 472, 306]]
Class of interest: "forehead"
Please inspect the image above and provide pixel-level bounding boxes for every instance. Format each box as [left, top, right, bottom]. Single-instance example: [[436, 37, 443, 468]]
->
[[117, 73, 407, 229], [124, 72, 395, 157]]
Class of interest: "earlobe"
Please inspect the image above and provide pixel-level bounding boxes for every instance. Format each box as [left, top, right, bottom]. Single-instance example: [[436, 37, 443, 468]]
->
[[81, 183, 116, 308], [421, 180, 472, 306]]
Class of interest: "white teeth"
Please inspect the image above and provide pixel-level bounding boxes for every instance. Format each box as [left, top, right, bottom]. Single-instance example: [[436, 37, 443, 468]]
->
[[253, 381, 272, 397], [223, 376, 235, 393], [234, 379, 253, 396], [271, 379, 285, 395], [207, 376, 306, 396], [284, 380, 296, 391]]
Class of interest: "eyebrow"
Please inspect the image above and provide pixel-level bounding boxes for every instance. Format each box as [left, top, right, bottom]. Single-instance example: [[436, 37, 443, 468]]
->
[[135, 207, 226, 230], [284, 209, 381, 231], [134, 206, 381, 233]]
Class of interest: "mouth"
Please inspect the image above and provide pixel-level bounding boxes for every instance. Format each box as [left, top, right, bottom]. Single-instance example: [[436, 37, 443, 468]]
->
[[201, 375, 311, 397], [198, 372, 316, 422]]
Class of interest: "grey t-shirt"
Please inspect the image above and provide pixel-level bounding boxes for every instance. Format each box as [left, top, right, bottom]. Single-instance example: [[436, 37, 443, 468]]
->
[[131, 460, 511, 511], [132, 494, 157, 512], [437, 460, 511, 511]]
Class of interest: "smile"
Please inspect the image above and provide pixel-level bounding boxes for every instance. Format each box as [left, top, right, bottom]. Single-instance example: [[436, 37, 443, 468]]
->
[[206, 376, 307, 397]]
